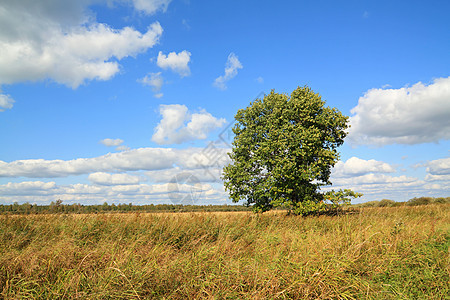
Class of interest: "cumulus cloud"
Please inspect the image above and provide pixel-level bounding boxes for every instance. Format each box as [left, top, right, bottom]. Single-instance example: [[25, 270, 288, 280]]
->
[[0, 23, 163, 88], [213, 53, 243, 90], [0, 1, 163, 93], [139, 72, 164, 97], [426, 157, 450, 175], [88, 172, 142, 185], [100, 138, 124, 147], [424, 157, 450, 183], [348, 77, 450, 146], [152, 104, 227, 144], [157, 50, 191, 77], [0, 93, 14, 111], [332, 157, 396, 177]]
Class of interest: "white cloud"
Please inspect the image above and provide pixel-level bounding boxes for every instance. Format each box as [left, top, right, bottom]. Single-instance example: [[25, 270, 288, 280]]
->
[[332, 173, 417, 186], [330, 157, 415, 194], [100, 138, 124, 147], [426, 157, 450, 175], [116, 145, 131, 151], [100, 138, 130, 151], [425, 174, 450, 182], [328, 171, 427, 202], [146, 166, 227, 183], [0, 148, 179, 178], [139, 72, 164, 97], [332, 157, 396, 177], [176, 147, 231, 170], [325, 156, 450, 202], [424, 157, 450, 184], [0, 181, 227, 205], [152, 104, 227, 144], [0, 152, 447, 205], [0, 181, 56, 195], [0, 1, 163, 91], [88, 172, 142, 185], [256, 76, 264, 84], [156, 50, 191, 77], [0, 93, 14, 111], [348, 77, 450, 146], [129, 0, 172, 15], [213, 53, 243, 90], [0, 147, 230, 178]]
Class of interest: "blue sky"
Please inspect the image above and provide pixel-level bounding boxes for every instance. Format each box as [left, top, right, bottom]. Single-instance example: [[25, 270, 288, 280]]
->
[[0, 0, 449, 205]]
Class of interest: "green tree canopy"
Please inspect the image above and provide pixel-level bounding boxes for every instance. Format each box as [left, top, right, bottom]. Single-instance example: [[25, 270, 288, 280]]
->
[[223, 86, 350, 215]]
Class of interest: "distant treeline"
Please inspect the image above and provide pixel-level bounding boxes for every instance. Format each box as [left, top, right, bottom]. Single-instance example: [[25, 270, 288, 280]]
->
[[0, 200, 252, 215], [0, 196, 448, 215], [354, 196, 450, 208]]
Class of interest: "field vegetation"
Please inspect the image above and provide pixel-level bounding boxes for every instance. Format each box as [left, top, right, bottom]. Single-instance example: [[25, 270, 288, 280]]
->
[[1, 202, 449, 299], [1, 196, 448, 215]]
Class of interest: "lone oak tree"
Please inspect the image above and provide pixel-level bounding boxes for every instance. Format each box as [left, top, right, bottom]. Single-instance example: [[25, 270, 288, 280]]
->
[[223, 86, 351, 215]]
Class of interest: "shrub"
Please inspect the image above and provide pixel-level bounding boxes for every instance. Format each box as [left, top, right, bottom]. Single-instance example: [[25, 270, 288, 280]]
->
[[433, 197, 449, 204], [391, 201, 405, 207], [407, 197, 433, 206], [378, 199, 396, 207]]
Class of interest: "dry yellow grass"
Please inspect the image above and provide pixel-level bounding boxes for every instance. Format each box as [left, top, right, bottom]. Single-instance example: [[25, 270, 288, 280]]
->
[[1, 204, 449, 299]]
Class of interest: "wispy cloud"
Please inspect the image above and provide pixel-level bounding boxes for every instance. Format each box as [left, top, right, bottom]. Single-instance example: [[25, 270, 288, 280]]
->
[[213, 53, 243, 90], [139, 72, 164, 97], [0, 93, 14, 112], [130, 0, 172, 15], [100, 138, 130, 151], [100, 138, 124, 147]]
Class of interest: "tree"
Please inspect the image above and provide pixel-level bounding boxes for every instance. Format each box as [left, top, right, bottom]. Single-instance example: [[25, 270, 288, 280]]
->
[[223, 86, 351, 215]]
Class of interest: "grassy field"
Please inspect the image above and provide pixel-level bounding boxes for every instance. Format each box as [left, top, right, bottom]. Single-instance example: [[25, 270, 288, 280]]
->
[[1, 205, 449, 299]]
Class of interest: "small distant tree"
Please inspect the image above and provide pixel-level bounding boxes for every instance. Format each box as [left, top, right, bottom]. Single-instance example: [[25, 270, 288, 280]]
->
[[223, 86, 358, 215]]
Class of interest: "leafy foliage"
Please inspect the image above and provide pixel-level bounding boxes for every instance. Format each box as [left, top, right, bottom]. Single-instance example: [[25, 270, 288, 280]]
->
[[323, 189, 363, 215], [223, 86, 350, 214]]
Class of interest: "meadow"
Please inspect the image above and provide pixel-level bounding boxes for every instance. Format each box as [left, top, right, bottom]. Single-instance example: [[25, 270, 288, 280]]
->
[[1, 204, 449, 299]]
